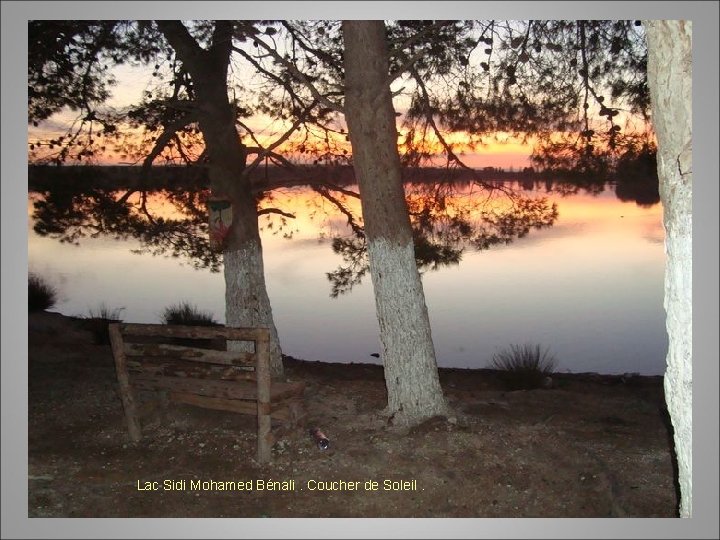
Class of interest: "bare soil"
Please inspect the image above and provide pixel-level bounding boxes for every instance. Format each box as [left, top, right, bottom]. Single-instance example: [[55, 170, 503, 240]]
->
[[28, 311, 679, 518]]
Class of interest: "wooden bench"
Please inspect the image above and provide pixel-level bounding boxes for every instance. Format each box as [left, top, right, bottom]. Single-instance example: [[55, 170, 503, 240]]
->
[[108, 323, 306, 463]]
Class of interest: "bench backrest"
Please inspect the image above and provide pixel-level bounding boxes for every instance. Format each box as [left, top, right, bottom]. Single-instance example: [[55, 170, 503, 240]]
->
[[108, 323, 271, 434], [109, 323, 270, 382]]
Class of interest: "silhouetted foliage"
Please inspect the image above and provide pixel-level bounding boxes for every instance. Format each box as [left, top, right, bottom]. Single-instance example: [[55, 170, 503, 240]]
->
[[30, 176, 560, 298], [28, 20, 342, 170], [380, 20, 656, 186], [28, 21, 175, 165], [160, 301, 220, 348], [28, 21, 119, 122]]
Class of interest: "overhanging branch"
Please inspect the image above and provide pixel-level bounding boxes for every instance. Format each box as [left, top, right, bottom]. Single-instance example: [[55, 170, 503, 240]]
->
[[247, 30, 345, 115], [257, 207, 296, 219]]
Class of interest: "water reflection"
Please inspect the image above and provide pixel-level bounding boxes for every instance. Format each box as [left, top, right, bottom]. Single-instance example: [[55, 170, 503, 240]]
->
[[325, 182, 559, 296], [538, 154, 660, 207], [30, 178, 566, 296], [28, 174, 666, 375], [32, 186, 220, 271]]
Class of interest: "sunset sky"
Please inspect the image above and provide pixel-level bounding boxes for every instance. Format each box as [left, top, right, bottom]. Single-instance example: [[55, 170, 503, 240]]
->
[[27, 55, 535, 170]]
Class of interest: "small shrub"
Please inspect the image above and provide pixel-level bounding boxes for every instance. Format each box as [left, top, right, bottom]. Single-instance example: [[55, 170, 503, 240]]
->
[[161, 301, 220, 348], [491, 343, 557, 390], [161, 301, 218, 327], [88, 304, 125, 321], [29, 274, 58, 312], [84, 303, 125, 345]]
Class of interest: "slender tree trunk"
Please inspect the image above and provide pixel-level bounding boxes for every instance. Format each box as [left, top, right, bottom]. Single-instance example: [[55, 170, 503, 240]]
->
[[342, 21, 448, 426], [156, 21, 283, 376], [644, 20, 692, 518]]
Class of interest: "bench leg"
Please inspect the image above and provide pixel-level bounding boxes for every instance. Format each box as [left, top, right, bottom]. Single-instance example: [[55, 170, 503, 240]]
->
[[109, 324, 142, 442], [118, 388, 141, 442], [257, 402, 272, 463], [256, 333, 272, 463]]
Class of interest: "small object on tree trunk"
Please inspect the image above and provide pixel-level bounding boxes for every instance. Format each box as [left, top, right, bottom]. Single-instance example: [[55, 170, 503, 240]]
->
[[208, 197, 232, 251]]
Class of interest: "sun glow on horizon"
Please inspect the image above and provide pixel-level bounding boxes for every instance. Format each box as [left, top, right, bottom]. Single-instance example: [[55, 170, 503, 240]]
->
[[28, 108, 537, 170]]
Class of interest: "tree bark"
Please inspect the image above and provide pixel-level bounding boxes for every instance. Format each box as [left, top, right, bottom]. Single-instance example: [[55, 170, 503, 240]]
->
[[156, 21, 283, 376], [342, 21, 448, 426], [644, 20, 692, 518]]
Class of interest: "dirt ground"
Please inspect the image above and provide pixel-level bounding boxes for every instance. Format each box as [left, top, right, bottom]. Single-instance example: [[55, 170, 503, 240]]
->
[[27, 311, 679, 518]]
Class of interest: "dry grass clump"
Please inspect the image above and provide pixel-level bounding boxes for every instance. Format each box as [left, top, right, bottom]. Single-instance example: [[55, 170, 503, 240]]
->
[[491, 343, 557, 390], [29, 273, 57, 312]]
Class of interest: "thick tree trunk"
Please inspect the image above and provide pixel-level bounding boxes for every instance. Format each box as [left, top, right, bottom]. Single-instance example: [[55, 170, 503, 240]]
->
[[221, 183, 283, 375], [644, 20, 692, 518], [156, 21, 283, 377], [342, 21, 448, 426]]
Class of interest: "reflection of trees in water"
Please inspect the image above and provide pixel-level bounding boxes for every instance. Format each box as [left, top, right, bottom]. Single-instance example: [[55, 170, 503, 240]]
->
[[612, 148, 660, 207], [325, 182, 558, 297], [30, 171, 656, 296], [508, 147, 659, 209], [31, 186, 222, 272], [532, 142, 660, 207], [532, 170, 659, 207]]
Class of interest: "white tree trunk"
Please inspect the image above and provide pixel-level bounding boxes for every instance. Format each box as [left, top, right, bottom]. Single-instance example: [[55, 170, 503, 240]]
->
[[157, 21, 285, 379], [224, 241, 283, 377], [342, 21, 448, 426], [368, 238, 449, 422], [644, 20, 692, 518]]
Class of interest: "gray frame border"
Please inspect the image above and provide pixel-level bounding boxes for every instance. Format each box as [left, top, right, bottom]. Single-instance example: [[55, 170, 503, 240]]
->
[[2, 1, 717, 538]]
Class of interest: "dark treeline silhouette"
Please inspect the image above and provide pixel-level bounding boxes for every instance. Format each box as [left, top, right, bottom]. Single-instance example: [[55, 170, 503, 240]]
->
[[29, 158, 660, 206], [27, 162, 586, 190]]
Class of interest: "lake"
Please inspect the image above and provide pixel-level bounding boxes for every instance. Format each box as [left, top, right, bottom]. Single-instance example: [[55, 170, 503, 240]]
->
[[28, 176, 668, 375]]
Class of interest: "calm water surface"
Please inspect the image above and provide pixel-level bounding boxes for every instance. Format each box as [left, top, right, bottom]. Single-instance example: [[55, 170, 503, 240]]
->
[[28, 179, 668, 375]]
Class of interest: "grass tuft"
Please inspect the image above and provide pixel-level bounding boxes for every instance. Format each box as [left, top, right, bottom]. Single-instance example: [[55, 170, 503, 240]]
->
[[84, 303, 125, 344], [161, 301, 218, 327], [29, 274, 58, 312], [491, 343, 557, 390], [87, 304, 125, 322]]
